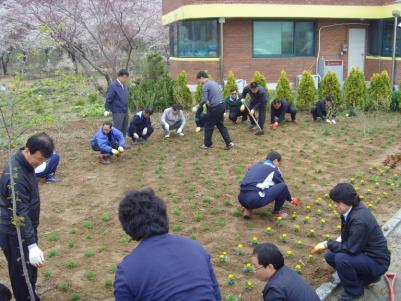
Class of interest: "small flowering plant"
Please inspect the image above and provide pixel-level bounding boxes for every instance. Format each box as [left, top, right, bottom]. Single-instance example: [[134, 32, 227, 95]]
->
[[264, 226, 273, 236], [250, 236, 259, 246], [324, 193, 329, 198], [324, 234, 331, 241], [243, 263, 253, 273], [375, 197, 382, 204], [219, 252, 228, 263], [307, 229, 316, 238], [285, 250, 293, 258], [304, 205, 312, 213], [367, 202, 374, 210], [336, 224, 342, 232], [244, 281, 253, 290], [227, 274, 236, 285], [307, 254, 315, 263], [351, 177, 356, 184], [291, 212, 297, 221], [303, 216, 310, 224], [315, 209, 322, 216], [276, 216, 284, 227], [315, 198, 322, 205], [320, 218, 326, 228], [293, 224, 300, 232], [235, 244, 244, 256], [294, 264, 302, 273], [296, 240, 304, 248], [280, 233, 289, 243]]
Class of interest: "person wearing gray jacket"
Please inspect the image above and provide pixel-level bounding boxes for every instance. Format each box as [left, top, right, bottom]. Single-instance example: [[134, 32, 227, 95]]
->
[[160, 104, 186, 138]]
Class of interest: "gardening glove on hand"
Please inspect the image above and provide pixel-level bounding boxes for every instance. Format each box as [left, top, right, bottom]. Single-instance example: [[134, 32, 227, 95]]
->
[[192, 105, 199, 113], [177, 128, 183, 134], [165, 124, 170, 131], [331, 119, 337, 125], [326, 119, 332, 124], [240, 104, 245, 112], [142, 128, 148, 136], [118, 146, 124, 153], [133, 133, 139, 139], [224, 112, 227, 118], [241, 98, 245, 103], [104, 111, 110, 117], [111, 149, 119, 155], [28, 244, 45, 267], [290, 197, 300, 206], [250, 109, 255, 116], [195, 127, 201, 132], [311, 241, 328, 254], [336, 235, 342, 242]]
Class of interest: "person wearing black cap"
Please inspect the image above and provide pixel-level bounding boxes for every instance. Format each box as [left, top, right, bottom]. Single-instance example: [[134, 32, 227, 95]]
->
[[241, 82, 268, 135], [312, 183, 391, 301], [252, 243, 320, 301], [192, 71, 234, 150], [270, 99, 297, 125], [237, 151, 299, 219], [311, 95, 337, 124]]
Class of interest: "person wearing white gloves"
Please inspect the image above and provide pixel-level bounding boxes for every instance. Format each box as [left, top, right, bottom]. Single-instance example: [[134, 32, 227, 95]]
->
[[128, 108, 154, 143], [90, 121, 125, 164], [0, 133, 55, 301], [160, 104, 186, 138], [311, 95, 337, 124]]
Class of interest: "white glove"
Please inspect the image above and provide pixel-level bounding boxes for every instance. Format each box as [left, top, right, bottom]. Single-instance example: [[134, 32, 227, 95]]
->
[[133, 133, 139, 139], [142, 128, 148, 136], [241, 98, 245, 103], [118, 146, 124, 153], [28, 244, 45, 267], [311, 241, 328, 254], [250, 109, 255, 116], [326, 119, 332, 124], [104, 111, 110, 117], [165, 124, 170, 131], [111, 149, 119, 155], [192, 105, 199, 113], [331, 119, 336, 125], [336, 235, 342, 242], [224, 112, 227, 118], [177, 128, 182, 134]]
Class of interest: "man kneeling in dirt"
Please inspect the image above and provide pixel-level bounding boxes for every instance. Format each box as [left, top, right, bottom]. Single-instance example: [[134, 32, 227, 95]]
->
[[238, 151, 299, 219], [160, 104, 186, 138], [128, 108, 154, 143], [114, 188, 221, 301], [90, 121, 125, 164]]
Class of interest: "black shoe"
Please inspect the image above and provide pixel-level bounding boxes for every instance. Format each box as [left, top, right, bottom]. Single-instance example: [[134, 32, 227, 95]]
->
[[224, 142, 234, 150], [339, 291, 364, 301], [200, 144, 213, 149]]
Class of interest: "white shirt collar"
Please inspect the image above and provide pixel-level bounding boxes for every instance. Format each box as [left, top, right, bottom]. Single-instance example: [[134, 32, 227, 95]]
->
[[343, 206, 353, 221], [116, 79, 124, 88]]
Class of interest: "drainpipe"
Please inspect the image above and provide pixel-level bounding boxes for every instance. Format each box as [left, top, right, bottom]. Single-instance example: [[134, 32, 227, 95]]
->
[[391, 10, 400, 88], [219, 17, 225, 86]]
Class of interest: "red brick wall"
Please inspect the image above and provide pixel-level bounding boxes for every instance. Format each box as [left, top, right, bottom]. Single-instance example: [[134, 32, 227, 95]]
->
[[163, 0, 385, 14], [366, 59, 401, 83], [169, 19, 368, 84]]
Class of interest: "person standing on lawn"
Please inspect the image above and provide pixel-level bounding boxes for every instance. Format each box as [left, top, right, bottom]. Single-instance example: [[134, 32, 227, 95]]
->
[[224, 87, 247, 124], [311, 95, 337, 123], [312, 183, 390, 301], [128, 108, 154, 143], [270, 98, 297, 126], [160, 104, 186, 138], [241, 82, 268, 135], [114, 188, 221, 301], [0, 133, 54, 301], [252, 243, 320, 301], [192, 71, 233, 150], [238, 151, 299, 219], [104, 69, 130, 136], [90, 121, 125, 164]]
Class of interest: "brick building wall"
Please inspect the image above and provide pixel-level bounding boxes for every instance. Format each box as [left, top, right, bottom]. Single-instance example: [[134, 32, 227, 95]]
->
[[366, 59, 401, 83]]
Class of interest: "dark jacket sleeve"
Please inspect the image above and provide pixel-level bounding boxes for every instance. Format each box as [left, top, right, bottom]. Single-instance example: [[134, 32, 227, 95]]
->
[[327, 221, 369, 255], [315, 100, 327, 120], [270, 103, 275, 124], [273, 170, 292, 202], [252, 89, 267, 111], [105, 84, 115, 111], [241, 86, 250, 100], [14, 179, 36, 246], [114, 265, 134, 301], [278, 101, 288, 123], [264, 287, 286, 301], [128, 116, 140, 136], [206, 253, 221, 301]]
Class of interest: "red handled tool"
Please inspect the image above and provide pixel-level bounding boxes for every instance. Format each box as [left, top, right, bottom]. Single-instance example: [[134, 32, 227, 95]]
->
[[384, 272, 397, 301]]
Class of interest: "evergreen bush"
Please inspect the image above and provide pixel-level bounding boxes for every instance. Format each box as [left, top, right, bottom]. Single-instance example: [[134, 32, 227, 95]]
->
[[275, 71, 292, 102], [223, 70, 238, 98], [251, 71, 268, 92], [368, 70, 391, 111], [343, 67, 367, 110], [173, 71, 193, 108], [296, 71, 317, 110], [319, 71, 343, 108]]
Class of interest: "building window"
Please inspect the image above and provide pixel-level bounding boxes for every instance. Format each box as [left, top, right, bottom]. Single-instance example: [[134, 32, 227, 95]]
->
[[253, 21, 315, 57], [368, 19, 401, 57], [169, 19, 219, 58]]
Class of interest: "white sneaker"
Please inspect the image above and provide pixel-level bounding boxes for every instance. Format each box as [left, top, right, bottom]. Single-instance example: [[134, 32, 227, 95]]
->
[[178, 132, 184, 136], [164, 134, 170, 138]]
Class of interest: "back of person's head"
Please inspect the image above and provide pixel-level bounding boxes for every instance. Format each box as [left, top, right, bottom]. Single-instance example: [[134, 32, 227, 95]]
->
[[325, 95, 334, 102], [250, 82, 258, 89], [253, 243, 284, 270], [196, 71, 208, 79], [172, 104, 183, 111], [26, 132, 54, 158], [118, 188, 169, 241], [329, 183, 360, 206], [266, 151, 281, 162], [117, 69, 129, 77], [0, 283, 12, 301], [144, 108, 154, 115]]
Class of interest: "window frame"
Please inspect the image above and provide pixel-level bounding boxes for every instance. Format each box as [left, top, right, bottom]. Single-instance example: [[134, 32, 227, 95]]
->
[[252, 20, 316, 58], [367, 19, 401, 57]]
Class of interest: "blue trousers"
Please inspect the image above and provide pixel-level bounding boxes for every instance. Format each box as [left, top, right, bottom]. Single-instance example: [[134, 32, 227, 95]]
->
[[238, 182, 289, 212], [325, 251, 387, 296], [36, 153, 60, 180], [91, 142, 119, 155]]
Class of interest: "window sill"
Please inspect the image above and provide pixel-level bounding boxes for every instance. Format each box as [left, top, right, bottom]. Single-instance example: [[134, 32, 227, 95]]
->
[[169, 57, 221, 62]]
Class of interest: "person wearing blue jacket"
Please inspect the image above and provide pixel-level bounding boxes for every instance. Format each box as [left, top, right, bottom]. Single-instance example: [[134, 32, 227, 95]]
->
[[241, 82, 268, 135], [114, 188, 221, 301], [128, 109, 154, 143], [238, 151, 299, 219], [104, 69, 130, 136], [252, 243, 320, 301], [90, 121, 125, 164]]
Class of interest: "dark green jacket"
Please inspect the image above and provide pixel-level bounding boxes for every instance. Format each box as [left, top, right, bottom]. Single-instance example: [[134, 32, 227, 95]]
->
[[224, 96, 242, 110]]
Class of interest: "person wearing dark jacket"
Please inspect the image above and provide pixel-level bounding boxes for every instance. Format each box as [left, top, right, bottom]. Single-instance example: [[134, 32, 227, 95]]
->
[[224, 88, 247, 123], [241, 82, 268, 135], [114, 188, 221, 301], [104, 69, 130, 136], [270, 99, 297, 125], [312, 183, 390, 301], [195, 104, 208, 132], [253, 243, 320, 301], [0, 133, 54, 301], [311, 95, 337, 123], [128, 109, 154, 143], [90, 121, 125, 164], [0, 283, 12, 301], [238, 151, 299, 219], [193, 71, 233, 150]]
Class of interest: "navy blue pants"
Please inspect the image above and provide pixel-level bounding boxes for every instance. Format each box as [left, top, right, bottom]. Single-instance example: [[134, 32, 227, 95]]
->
[[0, 232, 40, 301], [204, 103, 231, 147], [238, 183, 289, 212], [130, 126, 154, 141], [35, 153, 60, 180], [92, 141, 119, 154], [325, 251, 387, 296]]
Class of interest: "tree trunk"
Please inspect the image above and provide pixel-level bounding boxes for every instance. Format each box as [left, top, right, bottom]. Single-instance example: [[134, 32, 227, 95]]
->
[[1, 51, 11, 75], [66, 49, 79, 74]]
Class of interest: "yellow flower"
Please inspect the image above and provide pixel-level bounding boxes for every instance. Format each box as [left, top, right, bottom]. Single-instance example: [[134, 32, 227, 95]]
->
[[228, 274, 234, 279], [287, 250, 292, 255], [246, 263, 252, 267], [282, 234, 288, 238], [277, 216, 282, 221], [252, 236, 257, 240], [238, 244, 243, 248], [321, 218, 326, 223]]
